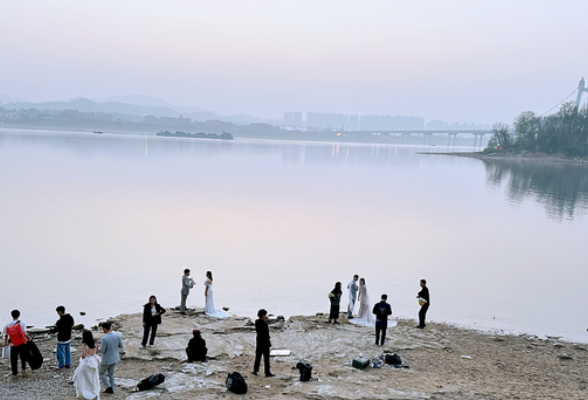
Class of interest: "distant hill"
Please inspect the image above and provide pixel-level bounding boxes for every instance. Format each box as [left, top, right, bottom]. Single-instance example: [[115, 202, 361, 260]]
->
[[0, 95, 23, 104]]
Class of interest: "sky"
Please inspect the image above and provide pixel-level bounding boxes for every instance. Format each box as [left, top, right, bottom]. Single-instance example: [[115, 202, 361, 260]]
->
[[1, 0, 587, 123]]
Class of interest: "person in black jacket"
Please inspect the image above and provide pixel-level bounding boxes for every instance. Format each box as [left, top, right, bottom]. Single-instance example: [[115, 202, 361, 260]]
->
[[141, 295, 166, 348], [252, 309, 274, 377], [372, 294, 392, 346], [416, 279, 430, 329], [186, 329, 207, 362], [55, 305, 75, 370]]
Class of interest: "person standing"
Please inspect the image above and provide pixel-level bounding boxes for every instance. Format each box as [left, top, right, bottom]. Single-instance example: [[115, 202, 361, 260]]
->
[[416, 279, 430, 329], [73, 330, 101, 400], [141, 295, 166, 348], [328, 282, 343, 325], [54, 305, 75, 370], [2, 309, 31, 376], [347, 275, 359, 318], [349, 278, 375, 327], [252, 309, 274, 377], [203, 271, 230, 318], [372, 294, 392, 346], [180, 269, 194, 315], [99, 322, 123, 394]]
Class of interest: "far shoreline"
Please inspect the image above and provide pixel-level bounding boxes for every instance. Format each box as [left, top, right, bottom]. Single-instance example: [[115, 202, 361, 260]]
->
[[422, 150, 588, 165]]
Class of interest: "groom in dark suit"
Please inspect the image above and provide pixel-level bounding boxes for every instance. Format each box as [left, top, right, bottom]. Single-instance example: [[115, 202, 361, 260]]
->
[[252, 309, 274, 377]]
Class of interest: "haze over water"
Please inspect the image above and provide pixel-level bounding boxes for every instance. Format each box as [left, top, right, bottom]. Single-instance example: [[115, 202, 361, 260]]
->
[[1, 129, 588, 342]]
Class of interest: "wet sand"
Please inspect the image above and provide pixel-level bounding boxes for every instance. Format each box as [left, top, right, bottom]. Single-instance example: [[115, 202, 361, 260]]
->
[[1, 309, 587, 399]]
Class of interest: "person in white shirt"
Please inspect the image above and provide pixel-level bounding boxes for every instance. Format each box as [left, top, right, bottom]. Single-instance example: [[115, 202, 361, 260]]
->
[[2, 309, 31, 376]]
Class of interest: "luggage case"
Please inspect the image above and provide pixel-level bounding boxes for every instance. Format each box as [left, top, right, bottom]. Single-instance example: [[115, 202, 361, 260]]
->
[[352, 357, 370, 369]]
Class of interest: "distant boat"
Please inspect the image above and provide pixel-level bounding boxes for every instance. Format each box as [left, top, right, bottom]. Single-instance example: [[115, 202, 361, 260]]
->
[[93, 131, 104, 134], [156, 131, 233, 140]]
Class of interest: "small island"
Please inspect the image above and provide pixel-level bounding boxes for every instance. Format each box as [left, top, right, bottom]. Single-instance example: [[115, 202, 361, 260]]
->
[[157, 130, 234, 140]]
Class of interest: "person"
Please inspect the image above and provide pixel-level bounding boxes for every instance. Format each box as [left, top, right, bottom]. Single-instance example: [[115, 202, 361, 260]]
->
[[186, 329, 207, 362], [73, 330, 102, 400], [99, 322, 123, 394], [141, 295, 166, 348], [252, 309, 274, 377], [54, 305, 75, 370], [328, 282, 343, 325], [2, 309, 31, 376], [349, 278, 375, 327], [180, 269, 195, 315], [347, 275, 359, 318], [372, 294, 392, 346], [203, 271, 230, 318], [416, 279, 430, 329]]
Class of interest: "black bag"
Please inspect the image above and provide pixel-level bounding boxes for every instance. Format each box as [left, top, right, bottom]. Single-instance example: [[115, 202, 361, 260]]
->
[[296, 361, 313, 381], [226, 372, 247, 394], [385, 353, 402, 365], [137, 373, 165, 391], [26, 340, 43, 370]]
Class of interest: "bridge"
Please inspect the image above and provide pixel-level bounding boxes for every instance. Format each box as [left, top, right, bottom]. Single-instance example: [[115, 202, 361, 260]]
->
[[342, 129, 493, 146], [577, 77, 588, 107]]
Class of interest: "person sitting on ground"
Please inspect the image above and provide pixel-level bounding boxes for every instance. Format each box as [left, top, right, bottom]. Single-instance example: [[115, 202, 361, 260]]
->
[[186, 330, 207, 362]]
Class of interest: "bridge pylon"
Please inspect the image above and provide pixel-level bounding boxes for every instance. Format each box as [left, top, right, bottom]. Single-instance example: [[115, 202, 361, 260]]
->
[[577, 77, 588, 108]]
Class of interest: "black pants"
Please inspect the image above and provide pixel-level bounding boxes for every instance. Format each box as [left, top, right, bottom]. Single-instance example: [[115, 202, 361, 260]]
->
[[142, 324, 158, 346], [186, 347, 207, 362], [419, 304, 429, 327], [329, 304, 340, 322], [253, 347, 271, 375], [375, 321, 387, 345], [10, 344, 28, 375]]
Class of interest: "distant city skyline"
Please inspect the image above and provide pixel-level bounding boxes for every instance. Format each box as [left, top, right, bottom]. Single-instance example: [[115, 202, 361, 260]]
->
[[1, 1, 587, 123]]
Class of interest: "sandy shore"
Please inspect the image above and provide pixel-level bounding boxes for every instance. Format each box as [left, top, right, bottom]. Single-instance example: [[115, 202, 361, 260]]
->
[[2, 308, 587, 399]]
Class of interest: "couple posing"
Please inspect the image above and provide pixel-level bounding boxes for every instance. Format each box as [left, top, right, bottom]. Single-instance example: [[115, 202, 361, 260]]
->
[[180, 269, 230, 318]]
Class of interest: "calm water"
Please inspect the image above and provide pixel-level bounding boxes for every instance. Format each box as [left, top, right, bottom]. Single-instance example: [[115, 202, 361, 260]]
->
[[1, 129, 588, 342]]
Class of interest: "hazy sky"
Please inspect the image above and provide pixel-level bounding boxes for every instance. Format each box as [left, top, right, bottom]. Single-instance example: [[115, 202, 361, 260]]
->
[[1, 1, 587, 122]]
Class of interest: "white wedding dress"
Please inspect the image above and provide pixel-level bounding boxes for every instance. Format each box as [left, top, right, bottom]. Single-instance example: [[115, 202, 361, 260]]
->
[[73, 345, 102, 400], [204, 280, 230, 318], [349, 283, 375, 327]]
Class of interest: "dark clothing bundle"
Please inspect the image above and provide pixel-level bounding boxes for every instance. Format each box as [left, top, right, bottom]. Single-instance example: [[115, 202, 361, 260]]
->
[[328, 289, 342, 321], [372, 300, 393, 346], [186, 337, 208, 362], [55, 314, 75, 342], [142, 303, 166, 347], [254, 318, 272, 376], [418, 286, 430, 328]]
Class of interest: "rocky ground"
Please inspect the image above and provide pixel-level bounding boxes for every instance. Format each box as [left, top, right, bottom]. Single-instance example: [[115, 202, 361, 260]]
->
[[1, 309, 587, 399]]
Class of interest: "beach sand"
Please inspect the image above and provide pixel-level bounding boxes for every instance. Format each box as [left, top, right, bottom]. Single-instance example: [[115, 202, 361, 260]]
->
[[1, 309, 587, 399]]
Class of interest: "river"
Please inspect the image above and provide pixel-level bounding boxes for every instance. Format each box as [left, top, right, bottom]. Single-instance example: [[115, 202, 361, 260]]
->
[[1, 129, 587, 342]]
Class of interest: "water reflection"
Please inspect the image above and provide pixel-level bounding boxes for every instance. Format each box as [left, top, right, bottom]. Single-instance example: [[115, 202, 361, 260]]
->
[[483, 159, 588, 220]]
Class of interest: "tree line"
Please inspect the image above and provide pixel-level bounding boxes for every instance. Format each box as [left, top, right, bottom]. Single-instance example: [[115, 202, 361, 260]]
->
[[487, 103, 588, 156]]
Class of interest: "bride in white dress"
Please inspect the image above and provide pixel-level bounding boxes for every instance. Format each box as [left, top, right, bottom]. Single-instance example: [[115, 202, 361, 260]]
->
[[204, 271, 230, 318], [73, 330, 102, 400], [349, 278, 375, 327]]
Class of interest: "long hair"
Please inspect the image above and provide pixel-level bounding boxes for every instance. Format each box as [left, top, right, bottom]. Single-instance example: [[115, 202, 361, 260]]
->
[[206, 271, 213, 281], [149, 295, 157, 304], [359, 278, 366, 285], [82, 330, 95, 349], [333, 281, 342, 294]]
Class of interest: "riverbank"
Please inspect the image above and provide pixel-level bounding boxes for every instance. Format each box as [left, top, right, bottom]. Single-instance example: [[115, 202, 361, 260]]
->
[[430, 150, 588, 164], [2, 308, 587, 399]]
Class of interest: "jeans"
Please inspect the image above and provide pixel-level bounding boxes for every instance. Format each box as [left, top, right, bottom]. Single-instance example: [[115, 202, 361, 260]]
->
[[56, 342, 71, 368], [10, 344, 28, 375], [99, 362, 117, 389], [375, 321, 387, 346], [142, 324, 158, 347]]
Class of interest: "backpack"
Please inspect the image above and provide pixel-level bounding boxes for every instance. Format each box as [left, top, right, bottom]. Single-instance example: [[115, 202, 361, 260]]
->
[[6, 322, 26, 347], [26, 340, 43, 370], [226, 372, 247, 394], [137, 373, 165, 391], [385, 353, 402, 365], [296, 361, 313, 381]]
